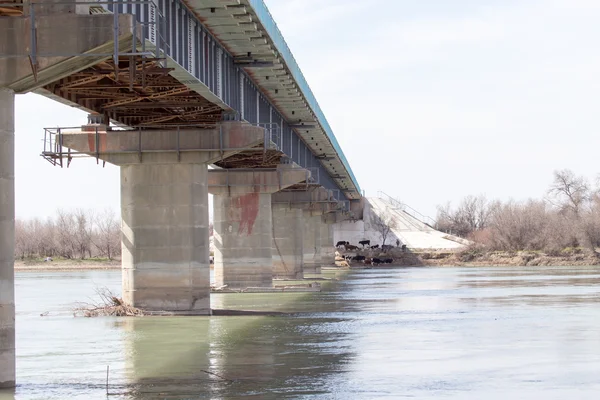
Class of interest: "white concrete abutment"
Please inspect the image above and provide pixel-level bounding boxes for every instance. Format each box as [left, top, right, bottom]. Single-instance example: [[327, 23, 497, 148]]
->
[[0, 88, 15, 389]]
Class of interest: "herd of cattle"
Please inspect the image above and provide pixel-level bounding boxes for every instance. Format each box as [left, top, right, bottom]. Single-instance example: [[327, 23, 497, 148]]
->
[[336, 240, 395, 252], [334, 239, 400, 266]]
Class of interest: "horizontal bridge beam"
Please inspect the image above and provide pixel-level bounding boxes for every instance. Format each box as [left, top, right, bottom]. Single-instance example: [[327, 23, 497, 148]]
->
[[208, 166, 310, 196], [46, 121, 270, 166]]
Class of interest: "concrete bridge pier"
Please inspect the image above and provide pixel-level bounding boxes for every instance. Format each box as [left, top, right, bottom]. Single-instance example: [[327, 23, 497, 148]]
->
[[121, 163, 210, 313], [59, 121, 273, 312], [0, 88, 15, 389], [302, 206, 340, 274], [210, 167, 309, 289], [320, 215, 336, 267], [272, 204, 304, 279], [271, 188, 339, 277], [302, 211, 322, 275], [212, 192, 273, 288]]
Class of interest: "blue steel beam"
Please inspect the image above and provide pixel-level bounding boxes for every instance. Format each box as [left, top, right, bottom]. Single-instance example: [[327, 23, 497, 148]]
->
[[107, 0, 360, 199], [247, 0, 361, 195]]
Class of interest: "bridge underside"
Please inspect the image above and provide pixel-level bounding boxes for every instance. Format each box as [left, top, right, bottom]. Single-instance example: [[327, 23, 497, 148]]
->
[[43, 56, 298, 171], [44, 56, 223, 128], [0, 1, 360, 389]]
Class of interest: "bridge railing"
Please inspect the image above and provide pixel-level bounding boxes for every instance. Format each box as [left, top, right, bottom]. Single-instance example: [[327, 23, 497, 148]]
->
[[256, 122, 281, 151], [376, 190, 438, 229], [41, 122, 284, 167], [247, 0, 361, 194]]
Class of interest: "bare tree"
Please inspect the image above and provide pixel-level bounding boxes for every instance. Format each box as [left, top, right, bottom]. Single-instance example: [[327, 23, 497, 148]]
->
[[14, 208, 122, 260], [55, 209, 77, 258], [14, 219, 31, 259], [436, 195, 492, 238], [487, 200, 549, 251], [73, 209, 94, 259], [433, 170, 600, 254], [92, 209, 121, 260], [371, 210, 397, 247], [546, 170, 599, 253], [547, 169, 590, 216]]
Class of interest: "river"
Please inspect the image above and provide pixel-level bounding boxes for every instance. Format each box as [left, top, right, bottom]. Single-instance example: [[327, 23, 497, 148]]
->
[[1, 266, 600, 399]]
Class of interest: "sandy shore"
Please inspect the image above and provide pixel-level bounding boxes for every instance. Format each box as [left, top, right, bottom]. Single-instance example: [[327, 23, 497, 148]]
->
[[418, 250, 600, 267], [14, 251, 600, 272], [15, 259, 121, 271], [334, 248, 600, 268]]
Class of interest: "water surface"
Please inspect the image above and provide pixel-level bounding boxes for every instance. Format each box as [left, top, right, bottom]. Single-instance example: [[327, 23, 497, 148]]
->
[[2, 266, 600, 399]]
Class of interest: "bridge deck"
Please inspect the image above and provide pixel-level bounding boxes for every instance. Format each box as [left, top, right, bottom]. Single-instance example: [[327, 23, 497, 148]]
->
[[13, 0, 361, 199]]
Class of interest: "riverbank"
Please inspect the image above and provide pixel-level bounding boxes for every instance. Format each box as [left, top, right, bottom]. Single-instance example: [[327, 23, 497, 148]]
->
[[15, 258, 120, 271], [13, 250, 600, 271], [333, 246, 600, 268], [417, 249, 600, 267]]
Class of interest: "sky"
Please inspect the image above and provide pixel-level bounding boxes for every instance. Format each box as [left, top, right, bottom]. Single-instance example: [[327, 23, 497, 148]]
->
[[13, 0, 600, 220]]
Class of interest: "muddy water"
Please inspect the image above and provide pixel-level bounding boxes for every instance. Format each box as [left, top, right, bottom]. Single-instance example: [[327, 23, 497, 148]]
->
[[1, 266, 600, 399]]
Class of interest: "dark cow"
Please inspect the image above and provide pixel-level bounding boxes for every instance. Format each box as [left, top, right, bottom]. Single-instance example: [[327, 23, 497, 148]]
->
[[344, 244, 359, 251], [352, 255, 366, 262], [336, 241, 349, 247], [372, 258, 383, 265], [370, 244, 380, 250], [359, 240, 370, 247], [401, 244, 407, 252], [344, 255, 353, 261], [384, 258, 393, 264], [381, 244, 393, 252]]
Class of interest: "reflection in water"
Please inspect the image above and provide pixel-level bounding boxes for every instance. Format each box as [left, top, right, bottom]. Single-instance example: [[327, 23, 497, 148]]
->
[[121, 291, 355, 398], [2, 266, 600, 399]]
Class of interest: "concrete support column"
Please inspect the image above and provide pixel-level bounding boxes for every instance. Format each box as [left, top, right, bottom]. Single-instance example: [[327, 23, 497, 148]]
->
[[320, 220, 335, 266], [0, 88, 15, 388], [210, 167, 308, 287], [213, 193, 273, 288], [272, 204, 304, 279], [121, 163, 210, 314], [302, 212, 322, 274]]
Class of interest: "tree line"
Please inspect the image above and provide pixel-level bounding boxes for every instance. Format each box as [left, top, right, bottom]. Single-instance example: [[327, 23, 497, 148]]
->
[[15, 209, 121, 260], [436, 169, 600, 254]]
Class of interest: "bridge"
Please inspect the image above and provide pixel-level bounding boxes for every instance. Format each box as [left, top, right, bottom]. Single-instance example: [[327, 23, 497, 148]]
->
[[0, 0, 364, 388]]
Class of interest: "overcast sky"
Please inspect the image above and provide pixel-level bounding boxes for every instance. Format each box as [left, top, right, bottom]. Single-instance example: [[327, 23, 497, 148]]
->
[[14, 0, 600, 220]]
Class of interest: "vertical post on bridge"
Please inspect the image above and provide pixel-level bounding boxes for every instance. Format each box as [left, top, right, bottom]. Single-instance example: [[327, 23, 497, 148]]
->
[[0, 87, 16, 389], [112, 0, 120, 76]]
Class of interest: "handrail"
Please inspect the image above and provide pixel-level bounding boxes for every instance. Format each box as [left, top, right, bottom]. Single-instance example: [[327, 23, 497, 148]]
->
[[377, 190, 437, 228], [40, 122, 280, 167], [247, 0, 361, 195]]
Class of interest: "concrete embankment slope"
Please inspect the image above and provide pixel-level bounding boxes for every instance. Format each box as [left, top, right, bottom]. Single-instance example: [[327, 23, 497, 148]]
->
[[367, 197, 468, 250]]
